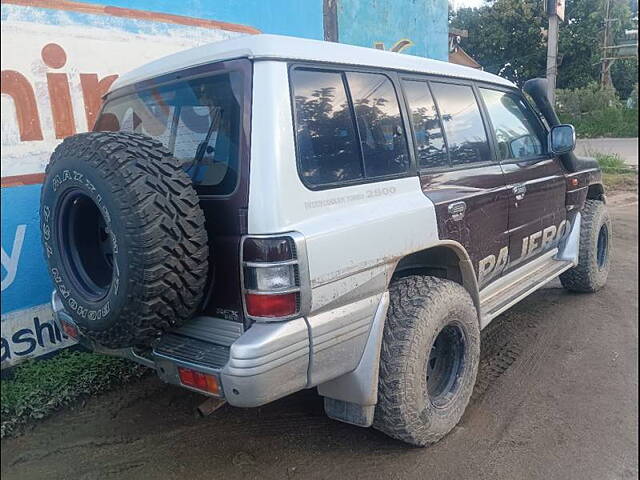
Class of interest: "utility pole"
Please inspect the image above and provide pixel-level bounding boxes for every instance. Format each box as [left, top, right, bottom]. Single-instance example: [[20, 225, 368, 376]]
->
[[546, 12, 559, 105], [600, 0, 614, 88], [545, 0, 564, 105], [323, 0, 338, 42]]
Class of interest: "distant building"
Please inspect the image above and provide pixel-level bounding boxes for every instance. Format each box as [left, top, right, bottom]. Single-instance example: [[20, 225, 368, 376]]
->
[[449, 28, 482, 69]]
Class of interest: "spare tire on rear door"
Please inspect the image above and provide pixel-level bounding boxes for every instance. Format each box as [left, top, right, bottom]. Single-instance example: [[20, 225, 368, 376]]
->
[[40, 132, 209, 349]]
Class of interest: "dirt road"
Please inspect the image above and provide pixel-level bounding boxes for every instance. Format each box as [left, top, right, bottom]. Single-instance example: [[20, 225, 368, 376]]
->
[[576, 138, 639, 166], [2, 200, 638, 480]]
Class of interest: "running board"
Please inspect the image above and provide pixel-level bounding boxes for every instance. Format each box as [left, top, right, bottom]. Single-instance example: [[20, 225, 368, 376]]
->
[[479, 249, 574, 328]]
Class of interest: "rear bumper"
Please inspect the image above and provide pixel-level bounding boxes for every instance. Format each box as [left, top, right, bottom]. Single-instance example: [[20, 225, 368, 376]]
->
[[51, 291, 310, 407]]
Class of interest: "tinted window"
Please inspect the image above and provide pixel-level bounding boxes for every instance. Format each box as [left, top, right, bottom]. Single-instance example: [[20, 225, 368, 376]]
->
[[402, 80, 448, 169], [291, 69, 362, 186], [430, 82, 491, 166], [96, 71, 243, 195], [480, 89, 546, 160], [346, 72, 410, 177]]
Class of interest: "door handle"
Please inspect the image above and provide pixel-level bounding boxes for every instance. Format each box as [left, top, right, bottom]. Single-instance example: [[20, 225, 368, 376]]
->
[[513, 184, 527, 201], [448, 201, 467, 221]]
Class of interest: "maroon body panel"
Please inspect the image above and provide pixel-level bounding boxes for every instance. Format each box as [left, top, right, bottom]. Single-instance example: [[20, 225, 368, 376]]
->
[[419, 164, 510, 286], [196, 59, 253, 323], [500, 157, 567, 273]]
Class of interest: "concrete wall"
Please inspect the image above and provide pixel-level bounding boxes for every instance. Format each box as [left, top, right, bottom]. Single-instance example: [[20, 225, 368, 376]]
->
[[0, 0, 448, 368]]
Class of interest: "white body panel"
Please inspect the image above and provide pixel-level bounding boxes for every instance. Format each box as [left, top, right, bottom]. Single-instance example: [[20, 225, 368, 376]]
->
[[248, 60, 440, 384]]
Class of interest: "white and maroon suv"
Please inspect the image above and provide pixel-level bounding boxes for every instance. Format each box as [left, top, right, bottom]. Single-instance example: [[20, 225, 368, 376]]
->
[[42, 34, 610, 446]]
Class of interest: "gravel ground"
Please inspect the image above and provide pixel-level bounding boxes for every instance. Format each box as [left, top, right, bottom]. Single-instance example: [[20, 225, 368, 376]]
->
[[1, 198, 637, 480]]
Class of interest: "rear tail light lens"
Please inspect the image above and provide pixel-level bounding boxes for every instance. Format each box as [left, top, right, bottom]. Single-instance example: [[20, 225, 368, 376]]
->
[[243, 237, 293, 262], [178, 367, 221, 396], [245, 292, 297, 317], [242, 236, 306, 321]]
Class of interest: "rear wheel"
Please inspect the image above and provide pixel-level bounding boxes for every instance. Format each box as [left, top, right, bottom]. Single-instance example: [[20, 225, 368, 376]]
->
[[40, 132, 209, 348], [560, 200, 612, 293], [374, 275, 480, 446]]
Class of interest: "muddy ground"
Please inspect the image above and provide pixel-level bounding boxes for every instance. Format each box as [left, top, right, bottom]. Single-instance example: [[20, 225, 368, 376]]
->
[[2, 199, 638, 480]]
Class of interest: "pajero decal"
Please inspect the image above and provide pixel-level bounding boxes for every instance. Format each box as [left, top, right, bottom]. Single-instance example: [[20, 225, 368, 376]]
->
[[478, 219, 571, 285]]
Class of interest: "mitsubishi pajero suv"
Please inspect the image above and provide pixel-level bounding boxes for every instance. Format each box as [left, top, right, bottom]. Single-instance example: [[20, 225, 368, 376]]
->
[[42, 34, 610, 446]]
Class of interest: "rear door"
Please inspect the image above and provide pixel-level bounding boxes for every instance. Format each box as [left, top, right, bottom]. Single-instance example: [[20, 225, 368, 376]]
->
[[96, 59, 252, 324], [478, 87, 567, 272], [402, 78, 511, 288]]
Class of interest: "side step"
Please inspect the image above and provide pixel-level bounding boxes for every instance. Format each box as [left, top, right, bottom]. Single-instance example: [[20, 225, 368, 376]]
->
[[153, 316, 243, 368], [479, 249, 574, 328], [154, 333, 231, 370]]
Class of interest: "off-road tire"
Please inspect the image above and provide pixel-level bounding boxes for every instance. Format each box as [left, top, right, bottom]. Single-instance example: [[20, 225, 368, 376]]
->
[[40, 132, 209, 348], [560, 200, 611, 293], [373, 275, 480, 446]]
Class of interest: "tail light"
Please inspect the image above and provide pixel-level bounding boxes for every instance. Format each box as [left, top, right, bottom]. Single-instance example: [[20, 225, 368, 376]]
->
[[178, 367, 222, 396], [241, 233, 310, 321]]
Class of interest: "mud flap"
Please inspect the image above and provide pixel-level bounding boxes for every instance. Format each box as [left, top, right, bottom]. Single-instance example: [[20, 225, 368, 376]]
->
[[323, 398, 375, 427]]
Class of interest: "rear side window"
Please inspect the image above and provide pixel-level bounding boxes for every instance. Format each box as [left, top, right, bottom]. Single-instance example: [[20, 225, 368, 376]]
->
[[430, 82, 492, 166], [346, 72, 410, 177], [402, 80, 448, 169], [291, 68, 409, 188], [480, 88, 546, 160], [96, 70, 244, 195], [291, 69, 362, 186]]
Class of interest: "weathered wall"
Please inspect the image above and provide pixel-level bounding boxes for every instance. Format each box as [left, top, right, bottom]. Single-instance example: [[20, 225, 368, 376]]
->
[[0, 0, 448, 368], [337, 0, 449, 60]]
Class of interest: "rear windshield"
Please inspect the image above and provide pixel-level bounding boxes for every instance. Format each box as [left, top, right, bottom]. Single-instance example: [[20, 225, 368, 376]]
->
[[96, 70, 244, 196]]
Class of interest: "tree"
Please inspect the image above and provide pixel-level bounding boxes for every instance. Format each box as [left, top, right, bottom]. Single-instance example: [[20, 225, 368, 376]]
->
[[612, 59, 639, 99], [556, 0, 602, 89], [450, 0, 637, 94], [451, 0, 546, 85]]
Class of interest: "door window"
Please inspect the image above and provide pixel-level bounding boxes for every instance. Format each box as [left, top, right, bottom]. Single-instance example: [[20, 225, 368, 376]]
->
[[430, 82, 492, 166], [480, 88, 547, 161], [402, 80, 448, 169]]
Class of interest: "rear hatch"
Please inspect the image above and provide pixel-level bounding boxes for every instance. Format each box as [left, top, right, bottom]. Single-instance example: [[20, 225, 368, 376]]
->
[[95, 58, 253, 326]]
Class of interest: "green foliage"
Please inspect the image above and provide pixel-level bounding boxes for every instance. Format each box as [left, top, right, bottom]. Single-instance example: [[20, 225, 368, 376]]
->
[[556, 83, 638, 137], [559, 107, 638, 137], [556, 83, 622, 116], [562, 108, 639, 137], [594, 152, 635, 173], [1, 349, 147, 437], [612, 60, 639, 100]]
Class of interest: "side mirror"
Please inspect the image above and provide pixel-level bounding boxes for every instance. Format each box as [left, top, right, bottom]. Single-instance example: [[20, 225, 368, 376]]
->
[[549, 124, 576, 155]]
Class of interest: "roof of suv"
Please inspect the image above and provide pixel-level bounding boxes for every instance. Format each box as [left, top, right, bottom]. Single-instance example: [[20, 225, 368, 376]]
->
[[110, 34, 515, 92]]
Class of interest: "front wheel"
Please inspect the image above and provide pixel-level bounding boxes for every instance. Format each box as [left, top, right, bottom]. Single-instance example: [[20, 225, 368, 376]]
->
[[374, 276, 480, 446], [560, 200, 612, 293]]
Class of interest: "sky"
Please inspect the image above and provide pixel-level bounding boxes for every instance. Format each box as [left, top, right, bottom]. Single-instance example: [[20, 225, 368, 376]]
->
[[450, 0, 486, 9]]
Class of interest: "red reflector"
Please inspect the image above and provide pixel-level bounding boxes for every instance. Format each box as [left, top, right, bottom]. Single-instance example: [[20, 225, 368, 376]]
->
[[245, 292, 297, 317], [178, 367, 221, 395], [60, 319, 79, 339]]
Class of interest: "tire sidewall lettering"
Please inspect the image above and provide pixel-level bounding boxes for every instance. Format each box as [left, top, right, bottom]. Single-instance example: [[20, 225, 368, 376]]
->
[[42, 166, 122, 326]]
